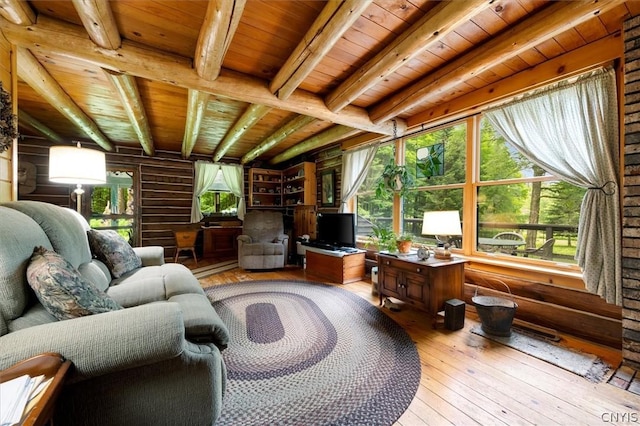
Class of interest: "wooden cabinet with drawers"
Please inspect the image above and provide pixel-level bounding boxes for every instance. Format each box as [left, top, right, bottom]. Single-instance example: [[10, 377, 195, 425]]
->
[[377, 253, 467, 324]]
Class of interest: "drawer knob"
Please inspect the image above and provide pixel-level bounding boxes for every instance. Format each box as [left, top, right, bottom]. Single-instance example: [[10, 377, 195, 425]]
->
[[416, 268, 421, 273]]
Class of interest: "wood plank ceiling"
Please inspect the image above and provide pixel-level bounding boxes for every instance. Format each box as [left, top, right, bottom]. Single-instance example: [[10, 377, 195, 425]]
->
[[1, 0, 638, 166]]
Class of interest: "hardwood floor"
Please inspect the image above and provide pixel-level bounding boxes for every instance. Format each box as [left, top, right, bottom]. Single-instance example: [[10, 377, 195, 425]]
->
[[188, 259, 639, 425]]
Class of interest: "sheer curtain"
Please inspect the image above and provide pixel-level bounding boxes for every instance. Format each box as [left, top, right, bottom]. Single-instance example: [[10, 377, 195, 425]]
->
[[220, 163, 246, 220], [190, 161, 220, 222], [190, 161, 247, 222], [484, 67, 620, 304], [339, 145, 378, 213]]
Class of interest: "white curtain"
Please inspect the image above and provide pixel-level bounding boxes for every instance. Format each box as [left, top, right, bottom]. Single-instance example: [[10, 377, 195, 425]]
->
[[339, 145, 378, 212], [220, 163, 246, 220], [484, 67, 620, 304], [190, 161, 220, 223]]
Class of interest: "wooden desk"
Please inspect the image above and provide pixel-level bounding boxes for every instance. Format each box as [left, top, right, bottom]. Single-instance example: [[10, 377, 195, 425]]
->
[[0, 352, 71, 426], [304, 247, 365, 284], [377, 254, 468, 325], [202, 226, 242, 259]]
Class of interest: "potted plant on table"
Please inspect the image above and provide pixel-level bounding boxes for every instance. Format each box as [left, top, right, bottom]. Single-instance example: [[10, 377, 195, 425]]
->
[[395, 234, 414, 254], [366, 223, 397, 253], [366, 225, 414, 254]]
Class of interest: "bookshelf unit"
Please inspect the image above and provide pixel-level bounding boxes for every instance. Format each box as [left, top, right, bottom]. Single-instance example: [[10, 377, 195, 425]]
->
[[248, 162, 316, 208], [282, 162, 316, 206], [248, 168, 282, 207]]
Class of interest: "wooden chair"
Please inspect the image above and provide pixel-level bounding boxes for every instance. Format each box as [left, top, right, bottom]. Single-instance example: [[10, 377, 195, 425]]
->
[[174, 229, 199, 266], [493, 232, 525, 255], [447, 236, 462, 249], [523, 238, 556, 260]]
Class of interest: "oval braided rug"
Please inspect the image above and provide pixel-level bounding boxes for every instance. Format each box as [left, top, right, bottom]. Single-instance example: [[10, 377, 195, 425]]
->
[[205, 280, 421, 426]]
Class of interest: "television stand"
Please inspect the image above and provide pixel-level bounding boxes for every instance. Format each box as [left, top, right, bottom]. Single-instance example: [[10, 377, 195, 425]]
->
[[304, 246, 365, 284]]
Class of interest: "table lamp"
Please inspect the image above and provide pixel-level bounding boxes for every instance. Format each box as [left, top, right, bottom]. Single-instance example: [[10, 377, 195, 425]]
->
[[421, 210, 462, 259]]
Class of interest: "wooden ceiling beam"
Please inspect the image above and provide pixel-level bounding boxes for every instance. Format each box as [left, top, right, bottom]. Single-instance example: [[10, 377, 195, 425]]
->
[[71, 0, 120, 49], [0, 0, 34, 25], [325, 0, 488, 112], [190, 1, 245, 159], [213, 103, 271, 162], [369, 0, 625, 124], [18, 109, 65, 143], [241, 115, 316, 164], [195, 0, 245, 80], [71, 1, 157, 157], [103, 69, 154, 156], [269, 0, 371, 101], [0, 15, 404, 137], [16, 47, 113, 151], [182, 89, 210, 159], [269, 125, 359, 165], [407, 31, 622, 130]]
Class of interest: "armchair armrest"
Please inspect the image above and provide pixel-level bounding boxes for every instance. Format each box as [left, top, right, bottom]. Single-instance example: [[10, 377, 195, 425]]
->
[[133, 246, 165, 266], [277, 234, 289, 243], [237, 235, 252, 244], [0, 303, 187, 381]]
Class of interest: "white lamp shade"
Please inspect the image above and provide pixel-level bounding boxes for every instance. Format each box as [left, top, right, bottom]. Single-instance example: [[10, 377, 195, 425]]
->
[[49, 145, 106, 185], [422, 210, 462, 236]]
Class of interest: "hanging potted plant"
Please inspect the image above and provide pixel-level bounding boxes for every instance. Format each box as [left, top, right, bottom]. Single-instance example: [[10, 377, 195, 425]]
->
[[0, 82, 17, 154], [375, 162, 413, 199]]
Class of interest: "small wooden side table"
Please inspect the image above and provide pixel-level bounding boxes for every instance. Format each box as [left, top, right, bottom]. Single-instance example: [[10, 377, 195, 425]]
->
[[0, 352, 72, 426]]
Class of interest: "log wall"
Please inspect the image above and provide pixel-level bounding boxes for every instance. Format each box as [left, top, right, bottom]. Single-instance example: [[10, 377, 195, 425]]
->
[[464, 266, 622, 348], [624, 15, 640, 368]]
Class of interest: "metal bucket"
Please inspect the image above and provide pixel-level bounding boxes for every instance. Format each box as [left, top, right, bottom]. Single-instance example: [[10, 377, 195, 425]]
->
[[472, 281, 517, 337]]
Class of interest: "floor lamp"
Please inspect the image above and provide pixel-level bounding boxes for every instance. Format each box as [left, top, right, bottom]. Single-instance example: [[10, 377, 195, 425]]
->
[[49, 142, 106, 213]]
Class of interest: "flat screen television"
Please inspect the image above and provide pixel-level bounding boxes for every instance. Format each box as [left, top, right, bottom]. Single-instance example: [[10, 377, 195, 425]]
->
[[316, 213, 356, 248]]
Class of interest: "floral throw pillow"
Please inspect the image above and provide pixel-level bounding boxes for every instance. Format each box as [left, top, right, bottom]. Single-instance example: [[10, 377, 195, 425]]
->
[[27, 246, 123, 321], [87, 229, 141, 278]]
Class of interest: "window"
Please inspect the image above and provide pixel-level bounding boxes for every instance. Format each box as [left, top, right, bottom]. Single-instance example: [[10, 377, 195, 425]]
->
[[357, 116, 583, 268], [477, 118, 584, 263], [90, 169, 136, 244], [403, 123, 467, 245], [200, 168, 238, 216], [355, 144, 394, 238]]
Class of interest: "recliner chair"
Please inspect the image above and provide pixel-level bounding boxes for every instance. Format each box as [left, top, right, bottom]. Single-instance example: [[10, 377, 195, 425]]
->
[[237, 210, 288, 270]]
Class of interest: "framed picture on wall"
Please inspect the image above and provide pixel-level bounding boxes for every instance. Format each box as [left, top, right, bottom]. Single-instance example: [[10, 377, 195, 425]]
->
[[321, 170, 334, 207]]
